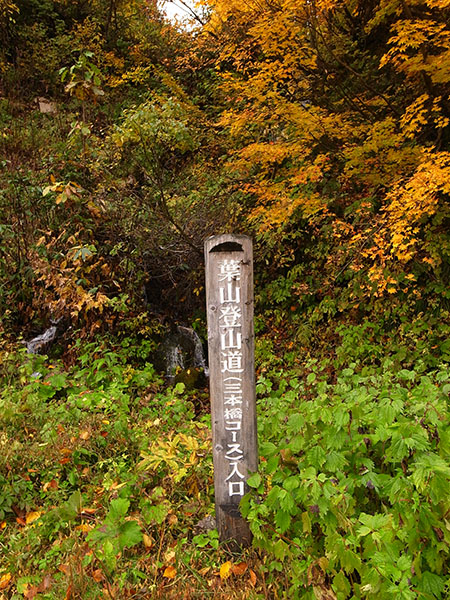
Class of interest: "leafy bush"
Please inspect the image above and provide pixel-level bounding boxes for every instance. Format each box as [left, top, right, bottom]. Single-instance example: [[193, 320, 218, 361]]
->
[[243, 360, 450, 599]]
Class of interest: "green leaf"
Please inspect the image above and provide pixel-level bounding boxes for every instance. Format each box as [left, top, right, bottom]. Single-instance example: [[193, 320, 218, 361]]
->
[[278, 490, 296, 514], [325, 450, 347, 472], [260, 441, 278, 457], [418, 572, 446, 599], [306, 373, 316, 384], [301, 511, 311, 533], [274, 510, 291, 533], [247, 472, 262, 488], [357, 525, 372, 538], [287, 413, 304, 432], [283, 476, 300, 492], [307, 445, 326, 468], [59, 491, 82, 521], [333, 571, 351, 597], [107, 498, 130, 522], [273, 538, 289, 559], [118, 520, 142, 550], [142, 502, 169, 525], [49, 373, 67, 389]]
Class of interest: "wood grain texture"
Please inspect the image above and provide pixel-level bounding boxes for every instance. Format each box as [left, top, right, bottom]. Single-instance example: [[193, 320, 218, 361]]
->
[[204, 234, 258, 547]]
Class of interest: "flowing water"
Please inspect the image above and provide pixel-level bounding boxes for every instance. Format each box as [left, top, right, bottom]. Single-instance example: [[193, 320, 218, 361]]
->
[[163, 325, 208, 378], [26, 325, 58, 354]]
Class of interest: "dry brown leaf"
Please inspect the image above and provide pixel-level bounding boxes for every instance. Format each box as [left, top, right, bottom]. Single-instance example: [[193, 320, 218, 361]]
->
[[249, 569, 257, 586], [313, 584, 337, 600], [43, 480, 58, 492], [92, 569, 104, 582], [24, 574, 52, 599], [143, 533, 153, 548], [168, 513, 178, 526], [164, 549, 176, 563], [232, 562, 248, 576], [57, 564, 70, 575]]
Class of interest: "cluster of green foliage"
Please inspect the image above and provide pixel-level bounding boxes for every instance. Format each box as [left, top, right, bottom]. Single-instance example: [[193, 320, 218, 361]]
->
[[247, 352, 450, 598], [0, 322, 449, 598], [0, 338, 220, 598]]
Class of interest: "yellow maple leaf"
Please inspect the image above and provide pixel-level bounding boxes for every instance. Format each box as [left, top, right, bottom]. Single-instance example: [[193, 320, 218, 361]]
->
[[220, 561, 233, 579], [26, 511, 42, 525]]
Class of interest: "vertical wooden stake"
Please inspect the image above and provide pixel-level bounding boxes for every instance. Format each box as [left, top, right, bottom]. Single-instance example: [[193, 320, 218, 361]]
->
[[204, 234, 258, 547]]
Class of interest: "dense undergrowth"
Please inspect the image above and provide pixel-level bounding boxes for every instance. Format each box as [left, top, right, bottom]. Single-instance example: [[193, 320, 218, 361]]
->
[[0, 318, 449, 599]]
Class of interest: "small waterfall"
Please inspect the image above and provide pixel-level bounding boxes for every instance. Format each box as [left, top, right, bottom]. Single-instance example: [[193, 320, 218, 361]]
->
[[26, 326, 58, 354], [165, 344, 185, 378], [158, 324, 208, 379], [177, 326, 209, 376]]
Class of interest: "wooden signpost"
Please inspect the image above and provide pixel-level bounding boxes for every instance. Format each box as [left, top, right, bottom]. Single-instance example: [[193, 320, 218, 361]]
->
[[204, 234, 258, 546]]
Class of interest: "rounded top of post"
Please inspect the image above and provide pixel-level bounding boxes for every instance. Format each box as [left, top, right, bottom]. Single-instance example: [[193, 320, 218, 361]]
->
[[204, 234, 252, 257]]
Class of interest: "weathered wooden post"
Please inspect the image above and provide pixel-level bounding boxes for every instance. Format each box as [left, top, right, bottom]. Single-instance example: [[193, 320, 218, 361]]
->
[[204, 234, 258, 546]]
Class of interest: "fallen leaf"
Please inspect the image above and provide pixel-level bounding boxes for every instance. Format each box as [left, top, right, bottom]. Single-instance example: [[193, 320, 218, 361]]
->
[[92, 569, 104, 582], [58, 564, 70, 575], [81, 507, 97, 515], [43, 480, 58, 492], [163, 566, 177, 579], [198, 567, 210, 576], [75, 523, 92, 533], [313, 584, 337, 600], [219, 561, 232, 580], [0, 521, 6, 529], [164, 549, 176, 563], [143, 533, 153, 548], [102, 586, 115, 598], [79, 430, 90, 440], [168, 513, 178, 526], [26, 511, 42, 525], [232, 562, 248, 576], [0, 573, 12, 589], [21, 582, 32, 595], [24, 574, 52, 599], [249, 569, 257, 586]]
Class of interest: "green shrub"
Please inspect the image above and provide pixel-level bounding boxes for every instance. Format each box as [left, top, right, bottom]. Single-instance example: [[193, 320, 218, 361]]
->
[[243, 360, 450, 599]]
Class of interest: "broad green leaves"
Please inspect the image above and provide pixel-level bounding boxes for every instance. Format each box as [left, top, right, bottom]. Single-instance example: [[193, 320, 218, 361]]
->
[[248, 361, 450, 598]]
